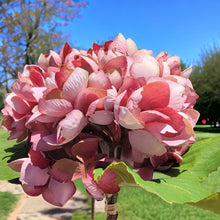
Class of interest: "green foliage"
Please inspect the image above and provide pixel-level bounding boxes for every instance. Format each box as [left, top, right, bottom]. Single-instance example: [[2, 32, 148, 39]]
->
[[0, 129, 19, 181], [0, 192, 19, 220], [94, 135, 220, 214], [191, 46, 220, 124]]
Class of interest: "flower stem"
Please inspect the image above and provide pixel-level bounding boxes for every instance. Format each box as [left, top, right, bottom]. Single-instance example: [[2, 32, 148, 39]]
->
[[105, 193, 118, 220]]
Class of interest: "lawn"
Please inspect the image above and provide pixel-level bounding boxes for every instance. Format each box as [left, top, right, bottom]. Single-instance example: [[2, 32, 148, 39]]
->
[[0, 125, 220, 220], [0, 192, 19, 220], [0, 129, 19, 181]]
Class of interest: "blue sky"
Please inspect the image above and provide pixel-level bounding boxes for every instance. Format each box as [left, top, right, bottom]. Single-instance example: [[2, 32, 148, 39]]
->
[[67, 0, 220, 65]]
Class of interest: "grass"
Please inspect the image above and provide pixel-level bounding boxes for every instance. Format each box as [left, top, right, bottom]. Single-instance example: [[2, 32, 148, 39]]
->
[[0, 125, 220, 219], [0, 129, 19, 181], [0, 192, 19, 220]]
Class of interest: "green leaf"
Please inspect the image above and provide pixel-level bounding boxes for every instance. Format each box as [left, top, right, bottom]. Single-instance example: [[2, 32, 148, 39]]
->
[[188, 192, 220, 215], [129, 168, 210, 203], [94, 162, 137, 187], [179, 135, 220, 180], [94, 135, 220, 205]]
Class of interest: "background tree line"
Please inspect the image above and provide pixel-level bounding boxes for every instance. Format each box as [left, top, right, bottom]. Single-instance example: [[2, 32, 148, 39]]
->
[[190, 46, 220, 126]]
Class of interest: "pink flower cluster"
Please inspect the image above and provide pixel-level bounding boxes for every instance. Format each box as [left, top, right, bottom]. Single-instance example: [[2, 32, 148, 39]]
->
[[1, 34, 199, 206]]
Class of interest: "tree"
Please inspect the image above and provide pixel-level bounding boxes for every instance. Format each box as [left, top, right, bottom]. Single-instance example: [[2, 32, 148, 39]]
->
[[0, 0, 86, 91], [190, 46, 220, 126]]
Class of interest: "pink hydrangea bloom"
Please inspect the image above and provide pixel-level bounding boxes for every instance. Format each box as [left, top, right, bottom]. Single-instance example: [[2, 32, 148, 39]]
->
[[2, 33, 199, 206]]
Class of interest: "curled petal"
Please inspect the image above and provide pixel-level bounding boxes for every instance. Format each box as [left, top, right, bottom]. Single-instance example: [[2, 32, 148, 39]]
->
[[181, 66, 192, 78], [57, 110, 87, 144], [5, 93, 31, 115], [62, 67, 88, 102], [38, 98, 73, 117], [74, 87, 107, 114]]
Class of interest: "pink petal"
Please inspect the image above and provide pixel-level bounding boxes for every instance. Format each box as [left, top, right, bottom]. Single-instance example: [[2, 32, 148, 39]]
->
[[57, 109, 87, 144], [59, 42, 72, 61], [28, 148, 49, 169], [131, 54, 159, 80], [104, 87, 118, 110], [103, 56, 127, 76], [38, 98, 73, 117], [181, 65, 192, 78], [129, 130, 167, 156], [88, 70, 111, 89], [29, 66, 45, 87], [43, 178, 76, 207], [140, 110, 170, 123], [45, 72, 57, 88], [107, 70, 123, 90], [113, 90, 127, 121], [20, 159, 49, 186], [139, 81, 170, 110], [31, 87, 46, 102], [62, 67, 88, 102], [7, 158, 27, 172], [89, 110, 114, 125], [26, 110, 59, 126], [74, 87, 107, 114], [83, 178, 104, 201], [126, 38, 138, 55], [118, 106, 144, 129], [167, 80, 186, 111], [181, 109, 200, 127], [71, 138, 99, 161], [22, 184, 43, 196], [7, 117, 28, 141], [109, 33, 128, 54], [118, 76, 145, 96], [1, 116, 14, 132], [131, 147, 146, 164], [31, 131, 61, 151], [97, 169, 120, 194], [137, 166, 154, 181], [50, 158, 82, 182], [167, 55, 181, 76], [5, 93, 31, 115], [10, 80, 36, 102], [79, 55, 99, 72]]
